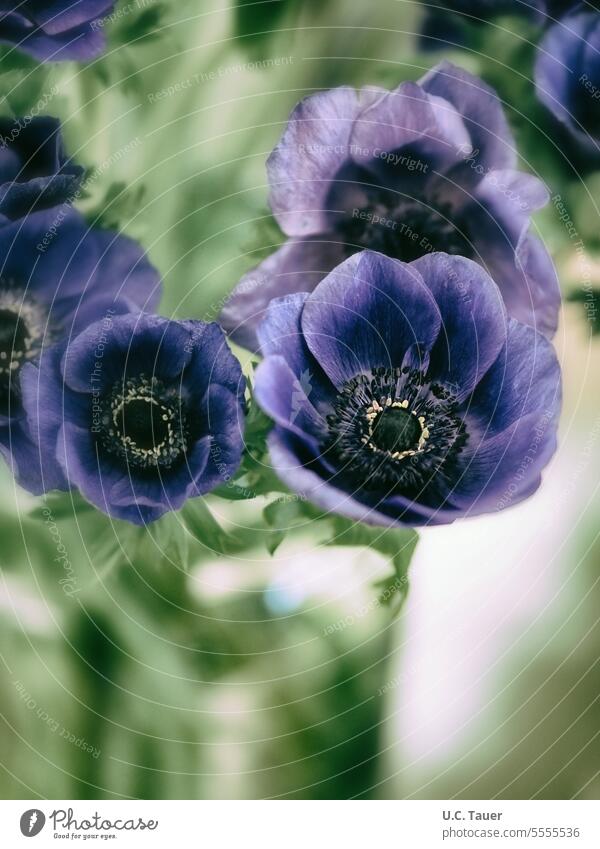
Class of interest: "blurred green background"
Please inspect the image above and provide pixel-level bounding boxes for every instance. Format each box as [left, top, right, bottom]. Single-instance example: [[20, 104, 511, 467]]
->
[[0, 0, 598, 799]]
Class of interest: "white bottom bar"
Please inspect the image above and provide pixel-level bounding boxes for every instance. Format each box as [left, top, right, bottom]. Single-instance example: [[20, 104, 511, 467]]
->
[[0, 800, 598, 848]]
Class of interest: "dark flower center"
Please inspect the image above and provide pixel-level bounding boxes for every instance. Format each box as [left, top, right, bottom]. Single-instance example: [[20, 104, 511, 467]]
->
[[370, 405, 423, 454], [97, 375, 189, 471], [0, 308, 30, 374], [120, 398, 171, 451], [323, 366, 467, 496], [0, 290, 46, 416], [344, 196, 472, 263], [576, 75, 600, 137]]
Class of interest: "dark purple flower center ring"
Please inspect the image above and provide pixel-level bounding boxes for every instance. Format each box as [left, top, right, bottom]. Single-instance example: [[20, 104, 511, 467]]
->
[[97, 375, 190, 472], [21, 314, 246, 523], [324, 366, 466, 493], [0, 289, 46, 414], [344, 196, 472, 264], [0, 205, 163, 497]]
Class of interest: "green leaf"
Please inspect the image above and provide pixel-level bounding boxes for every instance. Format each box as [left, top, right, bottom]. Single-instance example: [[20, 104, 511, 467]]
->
[[234, 0, 294, 46], [243, 376, 273, 452], [29, 492, 97, 522], [567, 289, 600, 336], [85, 3, 171, 95], [263, 496, 417, 611], [212, 378, 283, 501], [211, 481, 263, 501], [112, 3, 169, 46], [84, 181, 147, 232], [138, 513, 190, 567], [0, 48, 52, 117], [242, 210, 286, 264], [263, 497, 318, 554], [179, 498, 233, 557], [322, 517, 418, 613]]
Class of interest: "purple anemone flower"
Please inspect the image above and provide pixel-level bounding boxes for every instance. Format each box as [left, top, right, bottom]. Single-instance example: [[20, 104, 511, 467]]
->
[[423, 1, 531, 18], [540, 1, 598, 16], [21, 314, 246, 524], [535, 9, 600, 153], [253, 251, 561, 528], [0, 116, 83, 223], [0, 0, 114, 62], [221, 61, 560, 349], [426, 1, 583, 18], [0, 207, 161, 494], [421, 1, 591, 23]]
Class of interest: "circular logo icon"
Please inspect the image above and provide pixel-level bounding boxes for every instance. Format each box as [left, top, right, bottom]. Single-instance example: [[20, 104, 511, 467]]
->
[[19, 810, 45, 837]]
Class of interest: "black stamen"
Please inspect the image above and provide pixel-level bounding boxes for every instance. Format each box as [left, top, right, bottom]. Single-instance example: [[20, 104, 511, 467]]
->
[[322, 366, 467, 496], [0, 309, 29, 370], [344, 195, 472, 262], [119, 398, 171, 452], [0, 289, 46, 415], [97, 375, 189, 471]]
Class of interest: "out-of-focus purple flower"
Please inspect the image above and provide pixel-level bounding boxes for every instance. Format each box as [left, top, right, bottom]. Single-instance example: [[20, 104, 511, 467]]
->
[[424, 1, 530, 19], [419, 3, 594, 53], [253, 251, 561, 528], [535, 2, 599, 20], [418, 1, 535, 53], [22, 314, 245, 524], [0, 207, 161, 494], [422, 1, 587, 22], [0, 0, 114, 62], [535, 9, 600, 153], [0, 116, 83, 223], [222, 62, 560, 349]]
